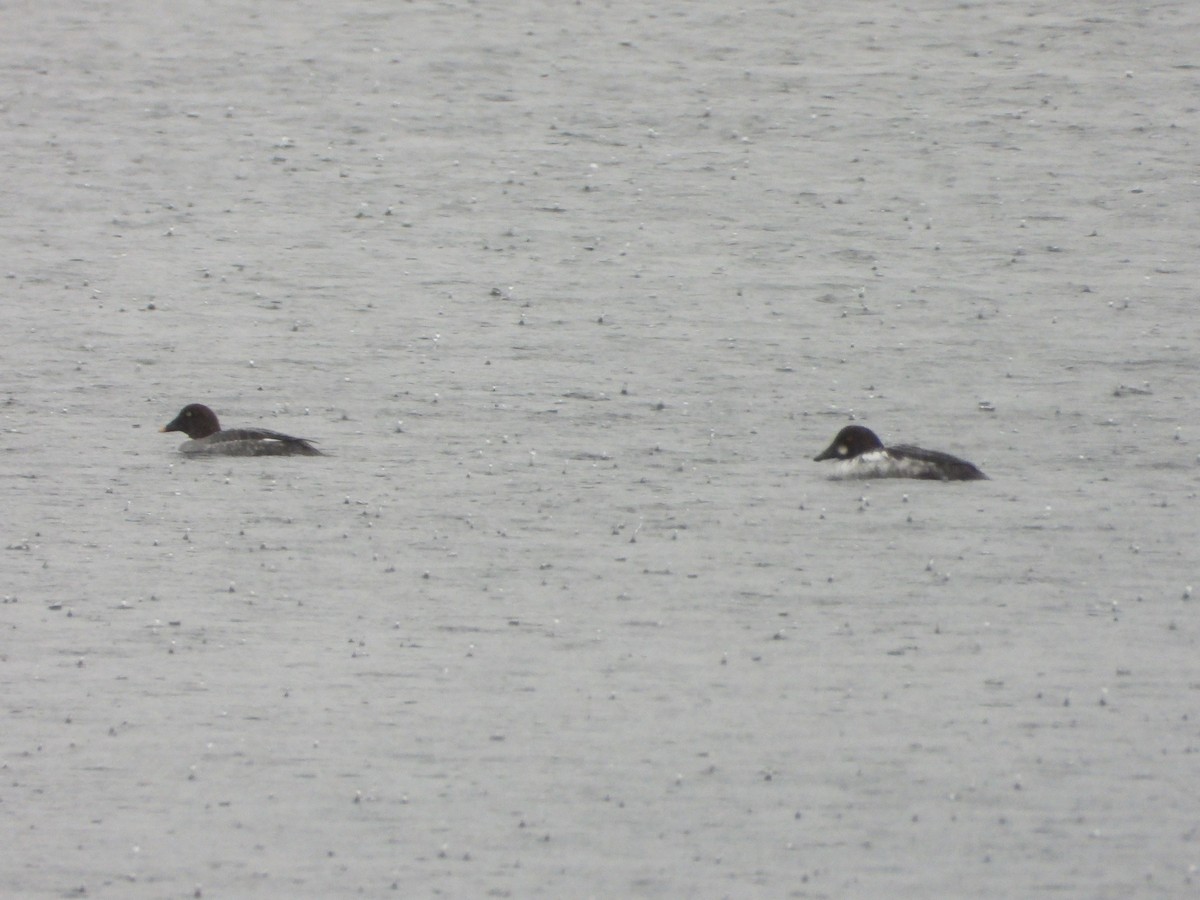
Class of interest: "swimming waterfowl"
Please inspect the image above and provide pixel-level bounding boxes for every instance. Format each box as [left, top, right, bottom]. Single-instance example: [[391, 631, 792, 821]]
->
[[161, 403, 323, 456], [814, 425, 986, 481]]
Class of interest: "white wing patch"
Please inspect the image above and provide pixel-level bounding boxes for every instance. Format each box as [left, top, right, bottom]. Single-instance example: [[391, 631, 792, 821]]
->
[[826, 450, 931, 480]]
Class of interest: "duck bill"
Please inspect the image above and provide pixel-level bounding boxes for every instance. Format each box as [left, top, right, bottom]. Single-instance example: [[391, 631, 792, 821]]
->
[[813, 441, 838, 462]]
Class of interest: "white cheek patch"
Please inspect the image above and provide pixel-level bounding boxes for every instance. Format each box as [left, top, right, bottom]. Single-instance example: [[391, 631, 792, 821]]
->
[[838, 444, 849, 457]]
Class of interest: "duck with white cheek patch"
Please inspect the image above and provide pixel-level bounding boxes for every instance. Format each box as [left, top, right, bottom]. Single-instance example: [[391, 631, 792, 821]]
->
[[814, 425, 986, 481]]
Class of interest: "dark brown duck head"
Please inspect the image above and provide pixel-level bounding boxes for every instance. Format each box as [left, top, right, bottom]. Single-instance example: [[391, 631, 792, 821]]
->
[[814, 425, 885, 461], [161, 403, 222, 440]]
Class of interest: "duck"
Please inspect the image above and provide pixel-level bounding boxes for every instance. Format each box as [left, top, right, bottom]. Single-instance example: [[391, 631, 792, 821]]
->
[[161, 403, 324, 456], [814, 425, 986, 481]]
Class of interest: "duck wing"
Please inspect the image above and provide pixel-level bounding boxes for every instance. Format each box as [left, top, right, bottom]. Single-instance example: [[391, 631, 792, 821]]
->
[[889, 444, 986, 481], [182, 428, 324, 456]]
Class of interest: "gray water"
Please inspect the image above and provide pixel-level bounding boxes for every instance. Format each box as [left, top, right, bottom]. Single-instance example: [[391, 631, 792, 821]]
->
[[3, 2, 1198, 896]]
